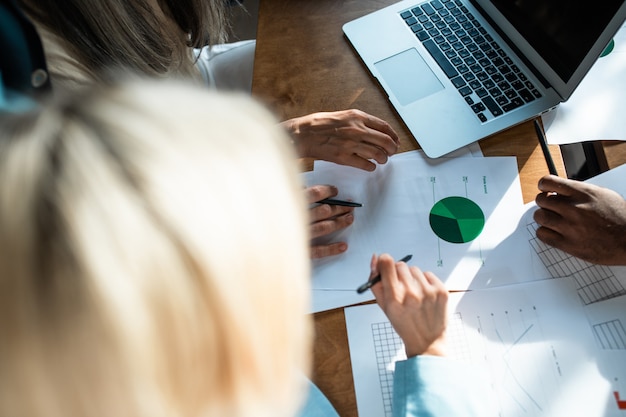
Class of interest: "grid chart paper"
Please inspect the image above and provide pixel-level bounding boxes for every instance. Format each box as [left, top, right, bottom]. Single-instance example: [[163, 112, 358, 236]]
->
[[371, 313, 466, 417], [446, 312, 472, 362], [593, 319, 626, 350], [527, 221, 626, 304], [371, 322, 404, 417]]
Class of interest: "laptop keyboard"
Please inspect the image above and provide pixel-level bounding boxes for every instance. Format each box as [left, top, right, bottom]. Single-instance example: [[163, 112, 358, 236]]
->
[[400, 0, 542, 123]]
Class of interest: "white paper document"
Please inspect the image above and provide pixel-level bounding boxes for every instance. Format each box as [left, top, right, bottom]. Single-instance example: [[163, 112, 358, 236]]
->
[[345, 278, 626, 417], [345, 163, 626, 417], [304, 151, 540, 312]]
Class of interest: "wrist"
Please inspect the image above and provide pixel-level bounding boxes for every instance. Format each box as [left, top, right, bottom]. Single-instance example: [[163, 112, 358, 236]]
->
[[280, 118, 307, 157], [405, 337, 447, 358]]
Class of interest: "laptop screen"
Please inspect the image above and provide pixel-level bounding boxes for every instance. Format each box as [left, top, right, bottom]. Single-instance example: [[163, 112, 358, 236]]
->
[[490, 0, 623, 83]]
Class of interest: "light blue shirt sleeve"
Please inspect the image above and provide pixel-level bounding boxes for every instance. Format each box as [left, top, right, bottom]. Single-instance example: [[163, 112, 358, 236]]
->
[[296, 357, 495, 417], [296, 378, 340, 417], [393, 355, 497, 417]]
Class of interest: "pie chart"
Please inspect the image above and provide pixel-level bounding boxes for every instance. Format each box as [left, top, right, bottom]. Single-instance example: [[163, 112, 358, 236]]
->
[[429, 196, 485, 243]]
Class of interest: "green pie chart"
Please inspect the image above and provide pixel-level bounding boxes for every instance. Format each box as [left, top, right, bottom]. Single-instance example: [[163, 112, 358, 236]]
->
[[429, 196, 485, 244]]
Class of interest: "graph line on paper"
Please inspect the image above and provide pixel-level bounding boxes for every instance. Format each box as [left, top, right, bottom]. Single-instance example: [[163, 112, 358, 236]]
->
[[371, 313, 467, 417], [593, 319, 626, 350], [476, 305, 560, 416], [527, 221, 626, 304], [370, 304, 565, 417]]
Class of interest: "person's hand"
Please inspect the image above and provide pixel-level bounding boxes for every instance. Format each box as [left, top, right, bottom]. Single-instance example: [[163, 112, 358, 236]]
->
[[306, 185, 355, 259], [281, 109, 400, 171], [369, 254, 448, 357], [534, 175, 626, 265]]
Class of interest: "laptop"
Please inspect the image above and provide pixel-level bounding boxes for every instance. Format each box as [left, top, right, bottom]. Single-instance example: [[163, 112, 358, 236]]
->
[[343, 0, 626, 158]]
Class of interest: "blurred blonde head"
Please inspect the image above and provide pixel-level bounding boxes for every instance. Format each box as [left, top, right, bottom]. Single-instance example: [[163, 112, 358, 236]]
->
[[0, 79, 312, 417]]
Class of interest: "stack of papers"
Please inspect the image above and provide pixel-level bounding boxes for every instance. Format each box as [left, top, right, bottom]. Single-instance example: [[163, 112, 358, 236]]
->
[[338, 157, 626, 417]]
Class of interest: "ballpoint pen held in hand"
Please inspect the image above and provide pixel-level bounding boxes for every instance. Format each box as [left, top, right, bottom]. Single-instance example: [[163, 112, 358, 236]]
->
[[356, 254, 413, 293], [317, 198, 363, 207]]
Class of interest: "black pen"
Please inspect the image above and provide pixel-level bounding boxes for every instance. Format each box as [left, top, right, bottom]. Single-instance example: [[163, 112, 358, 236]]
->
[[356, 254, 413, 294], [317, 198, 363, 207], [534, 119, 558, 176]]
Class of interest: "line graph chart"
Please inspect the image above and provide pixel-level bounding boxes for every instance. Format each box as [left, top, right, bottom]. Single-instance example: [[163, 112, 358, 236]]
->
[[473, 305, 560, 416], [347, 276, 620, 417], [527, 221, 626, 304], [369, 306, 560, 417]]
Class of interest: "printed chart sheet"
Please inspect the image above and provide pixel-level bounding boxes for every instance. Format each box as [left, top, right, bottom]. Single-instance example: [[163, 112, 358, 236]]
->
[[346, 278, 626, 417], [345, 163, 626, 416], [304, 151, 541, 312]]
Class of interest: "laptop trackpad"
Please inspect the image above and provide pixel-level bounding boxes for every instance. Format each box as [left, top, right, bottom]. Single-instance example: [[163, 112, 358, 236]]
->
[[375, 48, 444, 106]]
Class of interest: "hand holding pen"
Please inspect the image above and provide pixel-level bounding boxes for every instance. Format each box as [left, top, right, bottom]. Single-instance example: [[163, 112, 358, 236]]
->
[[365, 253, 449, 357], [306, 185, 362, 259], [357, 254, 412, 293]]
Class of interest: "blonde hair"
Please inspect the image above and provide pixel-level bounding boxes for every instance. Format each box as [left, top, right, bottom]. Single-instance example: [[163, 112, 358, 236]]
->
[[18, 0, 231, 81], [0, 79, 312, 417]]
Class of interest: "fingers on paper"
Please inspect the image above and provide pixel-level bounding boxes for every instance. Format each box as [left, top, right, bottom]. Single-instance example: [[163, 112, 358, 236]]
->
[[306, 184, 338, 204], [310, 241, 348, 259], [533, 204, 565, 230], [309, 211, 354, 238], [340, 153, 378, 172], [309, 202, 354, 224], [534, 224, 565, 248]]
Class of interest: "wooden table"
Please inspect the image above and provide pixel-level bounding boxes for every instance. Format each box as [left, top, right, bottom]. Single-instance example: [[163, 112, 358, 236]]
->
[[597, 140, 626, 170], [251, 1, 566, 416]]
